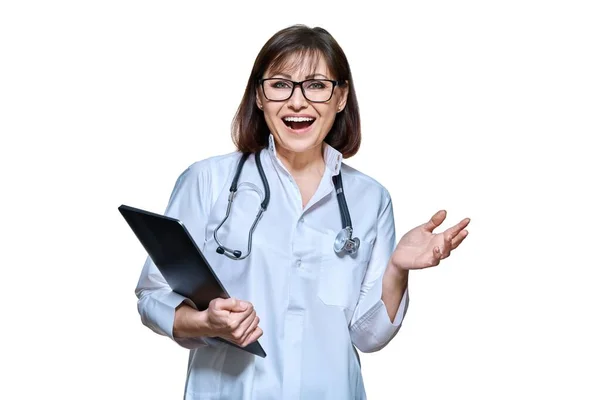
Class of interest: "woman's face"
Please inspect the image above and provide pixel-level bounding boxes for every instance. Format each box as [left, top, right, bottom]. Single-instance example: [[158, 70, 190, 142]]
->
[[256, 54, 348, 156]]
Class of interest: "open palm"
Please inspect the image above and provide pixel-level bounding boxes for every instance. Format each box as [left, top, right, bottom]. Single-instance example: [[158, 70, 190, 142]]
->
[[391, 210, 470, 270]]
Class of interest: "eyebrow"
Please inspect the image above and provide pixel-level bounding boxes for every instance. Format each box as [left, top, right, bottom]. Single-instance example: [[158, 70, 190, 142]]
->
[[270, 73, 330, 80]]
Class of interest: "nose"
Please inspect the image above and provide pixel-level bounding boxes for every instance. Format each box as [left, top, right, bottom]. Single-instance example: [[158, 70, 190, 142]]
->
[[287, 84, 308, 110]]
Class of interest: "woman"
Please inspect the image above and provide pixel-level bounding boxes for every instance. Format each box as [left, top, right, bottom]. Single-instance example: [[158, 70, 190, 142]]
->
[[135, 24, 470, 399]]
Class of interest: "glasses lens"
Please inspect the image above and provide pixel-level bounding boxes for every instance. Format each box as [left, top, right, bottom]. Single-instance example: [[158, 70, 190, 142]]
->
[[302, 80, 334, 102], [263, 79, 294, 101]]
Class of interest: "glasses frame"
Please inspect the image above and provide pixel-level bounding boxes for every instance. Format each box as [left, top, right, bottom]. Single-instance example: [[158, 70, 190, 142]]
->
[[258, 78, 344, 103]]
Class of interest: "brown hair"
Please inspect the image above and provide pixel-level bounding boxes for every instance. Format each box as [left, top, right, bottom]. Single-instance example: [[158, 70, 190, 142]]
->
[[231, 25, 361, 158]]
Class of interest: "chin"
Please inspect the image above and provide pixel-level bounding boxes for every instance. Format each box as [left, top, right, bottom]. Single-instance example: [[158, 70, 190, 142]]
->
[[275, 125, 323, 154], [281, 141, 320, 154]]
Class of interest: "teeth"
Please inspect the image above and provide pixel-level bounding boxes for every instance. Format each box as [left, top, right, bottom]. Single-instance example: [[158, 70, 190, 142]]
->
[[283, 116, 315, 122]]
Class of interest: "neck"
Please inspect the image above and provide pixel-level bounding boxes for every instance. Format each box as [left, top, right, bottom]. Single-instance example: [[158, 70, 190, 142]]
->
[[276, 143, 325, 177]]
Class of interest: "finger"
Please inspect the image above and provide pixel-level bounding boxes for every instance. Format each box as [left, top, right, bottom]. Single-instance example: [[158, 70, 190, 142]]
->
[[241, 327, 263, 348], [223, 304, 254, 333], [432, 246, 443, 265], [229, 304, 255, 329], [413, 246, 443, 268], [230, 312, 257, 344], [215, 298, 250, 312], [423, 210, 447, 233], [239, 315, 260, 345], [235, 311, 257, 337], [451, 230, 469, 250], [440, 243, 452, 260], [444, 217, 471, 240]]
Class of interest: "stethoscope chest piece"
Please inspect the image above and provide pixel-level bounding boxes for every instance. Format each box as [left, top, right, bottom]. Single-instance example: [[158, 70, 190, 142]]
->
[[333, 227, 360, 255]]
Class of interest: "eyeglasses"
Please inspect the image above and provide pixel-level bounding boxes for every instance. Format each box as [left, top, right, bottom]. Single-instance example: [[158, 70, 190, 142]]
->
[[259, 78, 343, 103]]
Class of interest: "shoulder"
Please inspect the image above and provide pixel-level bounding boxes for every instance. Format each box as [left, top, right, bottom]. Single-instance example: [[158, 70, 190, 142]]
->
[[166, 151, 244, 211], [340, 163, 392, 205], [186, 151, 243, 177], [169, 151, 243, 196], [171, 150, 243, 186]]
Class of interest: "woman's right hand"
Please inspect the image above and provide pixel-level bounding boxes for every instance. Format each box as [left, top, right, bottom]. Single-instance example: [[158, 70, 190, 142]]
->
[[174, 297, 263, 348], [204, 298, 263, 347]]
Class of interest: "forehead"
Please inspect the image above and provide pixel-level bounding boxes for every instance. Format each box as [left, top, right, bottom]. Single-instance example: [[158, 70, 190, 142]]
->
[[265, 50, 332, 78]]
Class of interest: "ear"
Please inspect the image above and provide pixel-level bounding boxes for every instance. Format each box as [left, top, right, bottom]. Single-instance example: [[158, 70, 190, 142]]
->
[[256, 89, 263, 110], [337, 80, 349, 113]]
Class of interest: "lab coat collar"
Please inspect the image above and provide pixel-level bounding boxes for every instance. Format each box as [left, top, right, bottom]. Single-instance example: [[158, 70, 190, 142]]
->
[[267, 133, 343, 176]]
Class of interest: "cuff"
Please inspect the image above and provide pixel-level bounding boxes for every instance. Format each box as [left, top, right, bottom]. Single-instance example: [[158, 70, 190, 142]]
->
[[147, 290, 209, 349], [350, 287, 409, 352]]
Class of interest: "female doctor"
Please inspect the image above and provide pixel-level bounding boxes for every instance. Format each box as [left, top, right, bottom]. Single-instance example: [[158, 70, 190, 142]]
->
[[135, 24, 470, 399]]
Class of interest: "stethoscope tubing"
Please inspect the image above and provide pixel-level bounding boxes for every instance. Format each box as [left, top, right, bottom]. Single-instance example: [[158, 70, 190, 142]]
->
[[214, 148, 358, 259]]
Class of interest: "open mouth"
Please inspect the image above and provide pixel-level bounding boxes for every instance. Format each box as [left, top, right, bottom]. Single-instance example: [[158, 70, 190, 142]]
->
[[282, 116, 315, 131]]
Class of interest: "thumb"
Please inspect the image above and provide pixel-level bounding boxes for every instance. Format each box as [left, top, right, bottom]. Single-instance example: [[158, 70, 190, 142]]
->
[[223, 298, 249, 312], [423, 210, 446, 233]]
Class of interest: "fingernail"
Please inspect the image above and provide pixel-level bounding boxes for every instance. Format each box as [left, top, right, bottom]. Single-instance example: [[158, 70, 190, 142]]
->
[[240, 301, 248, 309]]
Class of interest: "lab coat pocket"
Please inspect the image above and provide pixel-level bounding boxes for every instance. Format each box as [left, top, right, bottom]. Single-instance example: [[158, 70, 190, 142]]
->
[[317, 240, 373, 312]]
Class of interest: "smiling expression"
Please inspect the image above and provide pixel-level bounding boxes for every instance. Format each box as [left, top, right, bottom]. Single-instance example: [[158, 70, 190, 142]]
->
[[256, 53, 348, 156]]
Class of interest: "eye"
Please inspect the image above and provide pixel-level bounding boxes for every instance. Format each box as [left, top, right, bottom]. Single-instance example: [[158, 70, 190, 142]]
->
[[306, 80, 328, 90], [270, 80, 292, 89]]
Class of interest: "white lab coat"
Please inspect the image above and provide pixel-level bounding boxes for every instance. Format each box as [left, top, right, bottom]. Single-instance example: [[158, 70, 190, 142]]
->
[[135, 134, 409, 399]]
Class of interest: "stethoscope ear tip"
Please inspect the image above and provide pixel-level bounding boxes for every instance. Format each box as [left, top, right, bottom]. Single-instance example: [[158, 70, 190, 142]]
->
[[216, 246, 242, 258]]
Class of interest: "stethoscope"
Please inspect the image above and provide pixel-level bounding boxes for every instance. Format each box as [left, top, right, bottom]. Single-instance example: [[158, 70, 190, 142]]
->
[[214, 149, 360, 260]]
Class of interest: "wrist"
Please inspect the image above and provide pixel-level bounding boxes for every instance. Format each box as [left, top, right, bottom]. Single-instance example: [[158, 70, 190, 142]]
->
[[174, 304, 211, 338], [382, 263, 409, 322], [195, 309, 212, 337], [384, 262, 409, 285]]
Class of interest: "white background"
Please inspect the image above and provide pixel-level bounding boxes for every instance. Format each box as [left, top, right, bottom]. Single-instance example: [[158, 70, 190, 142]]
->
[[1, 1, 599, 399]]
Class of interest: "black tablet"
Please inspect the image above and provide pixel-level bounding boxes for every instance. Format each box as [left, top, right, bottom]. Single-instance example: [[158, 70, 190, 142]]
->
[[118, 204, 266, 358]]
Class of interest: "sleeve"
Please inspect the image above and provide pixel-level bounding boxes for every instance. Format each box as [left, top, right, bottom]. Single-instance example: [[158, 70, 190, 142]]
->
[[134, 162, 213, 349], [349, 191, 409, 353]]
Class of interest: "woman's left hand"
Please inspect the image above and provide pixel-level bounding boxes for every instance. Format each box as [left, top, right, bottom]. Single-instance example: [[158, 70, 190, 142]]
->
[[390, 210, 470, 271]]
